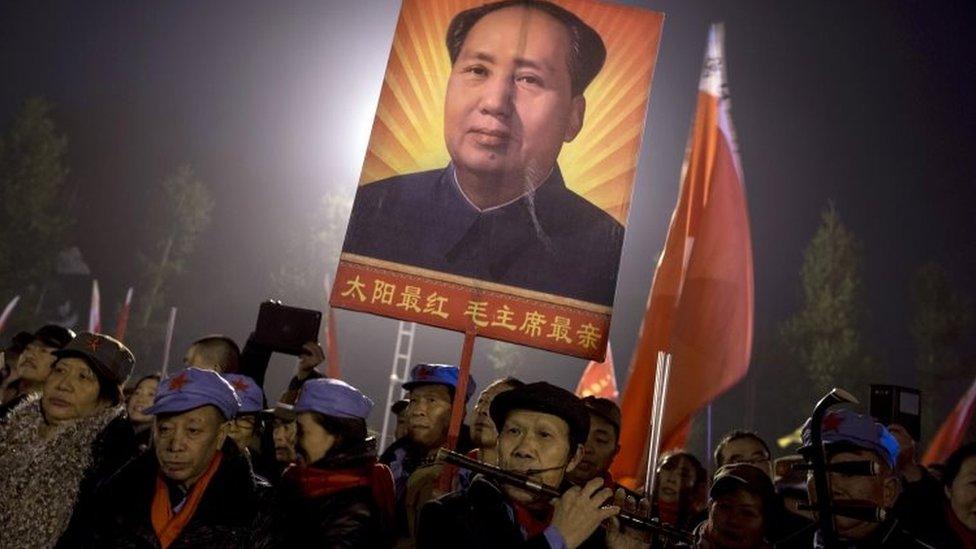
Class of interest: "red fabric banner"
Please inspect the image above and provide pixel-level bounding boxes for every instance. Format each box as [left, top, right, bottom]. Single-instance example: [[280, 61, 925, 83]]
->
[[576, 343, 619, 401], [612, 24, 754, 488], [922, 375, 976, 466], [114, 287, 133, 342]]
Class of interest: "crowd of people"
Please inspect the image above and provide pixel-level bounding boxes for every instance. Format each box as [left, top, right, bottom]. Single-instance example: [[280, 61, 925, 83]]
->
[[0, 323, 974, 548]]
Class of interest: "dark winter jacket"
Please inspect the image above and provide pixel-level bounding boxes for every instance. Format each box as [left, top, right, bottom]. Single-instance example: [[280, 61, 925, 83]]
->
[[812, 517, 938, 548], [87, 440, 280, 548], [57, 413, 139, 547], [416, 475, 606, 549], [277, 437, 393, 548]]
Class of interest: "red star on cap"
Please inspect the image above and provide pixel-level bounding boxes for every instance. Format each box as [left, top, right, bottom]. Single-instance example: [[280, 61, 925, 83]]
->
[[87, 336, 102, 352], [231, 378, 250, 392], [168, 371, 190, 391], [822, 412, 844, 433]]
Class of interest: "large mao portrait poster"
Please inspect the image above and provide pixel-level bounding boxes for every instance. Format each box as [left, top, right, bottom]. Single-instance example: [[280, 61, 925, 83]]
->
[[331, 0, 664, 360]]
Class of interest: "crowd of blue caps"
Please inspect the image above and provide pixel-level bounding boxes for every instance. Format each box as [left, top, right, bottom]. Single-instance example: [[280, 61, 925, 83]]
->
[[145, 365, 380, 423], [142, 359, 903, 472]]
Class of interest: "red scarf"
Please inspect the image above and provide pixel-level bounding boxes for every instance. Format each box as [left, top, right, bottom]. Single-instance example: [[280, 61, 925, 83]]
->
[[511, 500, 554, 539], [151, 452, 223, 549], [284, 462, 396, 529], [658, 499, 680, 526], [947, 502, 976, 549]]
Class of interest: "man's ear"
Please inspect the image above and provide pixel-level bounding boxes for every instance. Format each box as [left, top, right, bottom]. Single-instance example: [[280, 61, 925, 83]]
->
[[215, 419, 230, 448], [882, 472, 901, 508], [563, 95, 586, 143], [565, 443, 585, 473]]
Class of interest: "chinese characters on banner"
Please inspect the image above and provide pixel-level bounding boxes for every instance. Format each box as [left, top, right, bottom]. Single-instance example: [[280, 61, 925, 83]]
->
[[332, 0, 664, 361], [332, 257, 609, 359]]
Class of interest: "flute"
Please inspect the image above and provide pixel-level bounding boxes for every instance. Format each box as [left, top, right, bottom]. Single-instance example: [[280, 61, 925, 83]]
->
[[436, 448, 694, 544]]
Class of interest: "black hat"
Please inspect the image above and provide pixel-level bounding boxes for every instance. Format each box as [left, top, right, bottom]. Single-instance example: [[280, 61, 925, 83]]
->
[[54, 332, 134, 387], [391, 398, 409, 415], [582, 396, 621, 434], [490, 382, 590, 449], [268, 402, 296, 422], [710, 463, 775, 514], [30, 325, 75, 349], [7, 331, 34, 353]]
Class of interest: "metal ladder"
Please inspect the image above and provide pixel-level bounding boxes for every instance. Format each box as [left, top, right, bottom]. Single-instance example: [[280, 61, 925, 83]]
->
[[379, 320, 417, 451]]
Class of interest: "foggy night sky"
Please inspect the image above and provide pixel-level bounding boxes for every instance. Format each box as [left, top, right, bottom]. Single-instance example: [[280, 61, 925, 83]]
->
[[1, 1, 974, 443]]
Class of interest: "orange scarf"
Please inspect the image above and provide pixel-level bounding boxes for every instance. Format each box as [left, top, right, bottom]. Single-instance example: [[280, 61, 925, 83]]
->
[[151, 452, 223, 549]]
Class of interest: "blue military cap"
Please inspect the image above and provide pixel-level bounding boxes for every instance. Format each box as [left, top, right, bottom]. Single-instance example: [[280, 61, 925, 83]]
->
[[144, 368, 241, 420], [800, 408, 900, 468], [223, 373, 265, 414], [293, 378, 373, 420], [402, 363, 477, 402]]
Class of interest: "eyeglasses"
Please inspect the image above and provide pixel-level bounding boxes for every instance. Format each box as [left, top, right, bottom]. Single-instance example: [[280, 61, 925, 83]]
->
[[733, 455, 771, 466]]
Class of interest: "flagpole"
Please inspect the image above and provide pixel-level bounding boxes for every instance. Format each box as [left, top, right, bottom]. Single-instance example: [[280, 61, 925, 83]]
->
[[644, 352, 664, 493], [644, 352, 672, 497], [160, 307, 177, 376]]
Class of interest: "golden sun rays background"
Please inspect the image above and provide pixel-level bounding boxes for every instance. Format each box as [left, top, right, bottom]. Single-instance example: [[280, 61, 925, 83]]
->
[[358, 0, 663, 226]]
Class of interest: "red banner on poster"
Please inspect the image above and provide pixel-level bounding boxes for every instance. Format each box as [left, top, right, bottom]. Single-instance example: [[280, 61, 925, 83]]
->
[[333, 255, 610, 360]]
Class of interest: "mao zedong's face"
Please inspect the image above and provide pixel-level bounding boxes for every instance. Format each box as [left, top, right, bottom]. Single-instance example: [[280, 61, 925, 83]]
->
[[444, 7, 586, 200]]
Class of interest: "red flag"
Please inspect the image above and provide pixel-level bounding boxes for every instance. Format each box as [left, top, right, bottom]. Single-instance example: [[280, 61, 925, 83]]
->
[[612, 24, 754, 488], [576, 344, 619, 401], [922, 375, 976, 465], [324, 273, 340, 378], [114, 287, 134, 342], [88, 279, 101, 333]]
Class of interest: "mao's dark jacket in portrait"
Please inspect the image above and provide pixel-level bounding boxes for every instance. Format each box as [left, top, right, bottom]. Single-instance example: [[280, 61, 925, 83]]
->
[[343, 165, 624, 306]]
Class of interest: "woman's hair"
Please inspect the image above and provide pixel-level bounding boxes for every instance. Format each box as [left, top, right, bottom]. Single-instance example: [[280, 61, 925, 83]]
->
[[309, 412, 368, 455], [657, 450, 708, 491], [129, 373, 161, 393], [96, 374, 124, 406], [943, 442, 976, 488]]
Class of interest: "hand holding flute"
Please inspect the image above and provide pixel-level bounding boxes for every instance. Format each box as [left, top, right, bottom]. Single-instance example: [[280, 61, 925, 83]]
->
[[551, 478, 622, 548]]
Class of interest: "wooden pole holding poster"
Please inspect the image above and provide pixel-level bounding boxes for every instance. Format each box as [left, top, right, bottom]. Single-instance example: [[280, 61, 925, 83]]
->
[[446, 328, 476, 450], [437, 327, 477, 491]]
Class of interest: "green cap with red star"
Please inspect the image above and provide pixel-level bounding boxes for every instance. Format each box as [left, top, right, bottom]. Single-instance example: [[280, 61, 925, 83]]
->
[[54, 332, 134, 387]]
